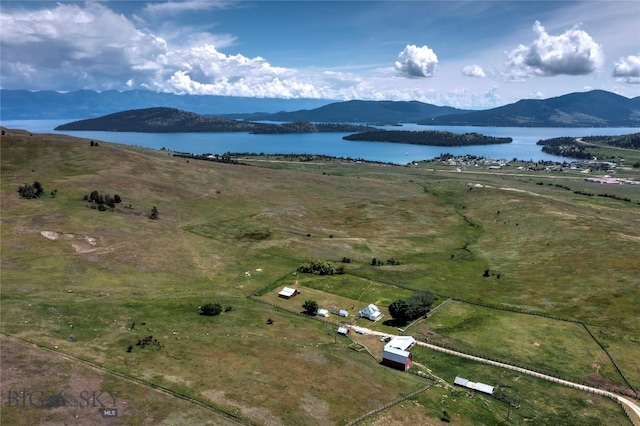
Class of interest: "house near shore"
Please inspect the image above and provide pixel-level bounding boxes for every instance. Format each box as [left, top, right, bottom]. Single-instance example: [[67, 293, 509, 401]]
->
[[358, 304, 382, 322], [382, 335, 416, 371], [278, 287, 299, 299]]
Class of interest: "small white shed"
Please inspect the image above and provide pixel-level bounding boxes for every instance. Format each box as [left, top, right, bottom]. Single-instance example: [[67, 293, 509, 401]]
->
[[278, 287, 299, 299], [337, 327, 350, 336]]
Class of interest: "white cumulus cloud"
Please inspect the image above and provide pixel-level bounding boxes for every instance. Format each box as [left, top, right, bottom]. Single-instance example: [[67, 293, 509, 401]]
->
[[394, 44, 438, 78], [505, 21, 604, 79], [461, 64, 486, 78], [0, 2, 168, 90], [613, 54, 640, 84]]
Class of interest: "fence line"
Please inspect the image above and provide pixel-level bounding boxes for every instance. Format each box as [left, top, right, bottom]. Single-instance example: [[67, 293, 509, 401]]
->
[[344, 383, 435, 426], [581, 322, 638, 398], [416, 340, 640, 426], [247, 273, 639, 420]]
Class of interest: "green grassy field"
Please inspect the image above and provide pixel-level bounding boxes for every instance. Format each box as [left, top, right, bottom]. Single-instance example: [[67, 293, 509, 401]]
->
[[1, 128, 639, 425]]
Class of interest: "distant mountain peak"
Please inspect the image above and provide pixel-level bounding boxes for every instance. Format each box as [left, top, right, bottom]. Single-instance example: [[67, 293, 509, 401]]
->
[[2, 89, 638, 127]]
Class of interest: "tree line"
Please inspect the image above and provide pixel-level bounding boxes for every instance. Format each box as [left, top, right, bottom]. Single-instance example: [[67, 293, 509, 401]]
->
[[582, 133, 640, 149]]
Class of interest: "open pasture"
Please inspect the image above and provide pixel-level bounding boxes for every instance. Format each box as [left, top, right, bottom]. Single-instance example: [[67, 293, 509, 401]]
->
[[1, 129, 639, 424], [422, 300, 634, 391]]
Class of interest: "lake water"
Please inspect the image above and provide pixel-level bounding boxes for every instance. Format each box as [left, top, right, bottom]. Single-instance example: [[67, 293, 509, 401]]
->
[[2, 119, 638, 164]]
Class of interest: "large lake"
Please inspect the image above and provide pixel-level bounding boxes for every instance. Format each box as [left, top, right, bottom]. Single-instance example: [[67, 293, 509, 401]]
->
[[3, 119, 638, 164]]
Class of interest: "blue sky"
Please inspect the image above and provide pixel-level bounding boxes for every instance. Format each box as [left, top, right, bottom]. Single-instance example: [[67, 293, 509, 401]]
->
[[1, 1, 639, 108]]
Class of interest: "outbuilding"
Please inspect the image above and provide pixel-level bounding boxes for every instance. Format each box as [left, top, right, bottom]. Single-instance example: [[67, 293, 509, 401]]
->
[[278, 287, 299, 299], [454, 376, 494, 395], [316, 308, 329, 317], [337, 327, 350, 336], [382, 336, 416, 371]]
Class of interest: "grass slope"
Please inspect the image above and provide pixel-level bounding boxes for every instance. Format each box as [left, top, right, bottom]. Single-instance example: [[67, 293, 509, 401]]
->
[[1, 128, 639, 425]]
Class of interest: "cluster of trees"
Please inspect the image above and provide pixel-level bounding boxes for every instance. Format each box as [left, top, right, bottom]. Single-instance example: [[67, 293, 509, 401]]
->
[[200, 302, 233, 316], [83, 190, 122, 210], [582, 133, 640, 149], [388, 290, 435, 324], [252, 122, 373, 134], [371, 257, 402, 266], [536, 137, 593, 159], [297, 260, 345, 275], [344, 130, 512, 146], [126, 335, 162, 352], [17, 181, 45, 199]]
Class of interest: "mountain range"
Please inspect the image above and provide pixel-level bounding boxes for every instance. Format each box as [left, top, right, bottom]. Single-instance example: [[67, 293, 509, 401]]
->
[[3, 89, 639, 127], [0, 89, 332, 120], [230, 90, 640, 127]]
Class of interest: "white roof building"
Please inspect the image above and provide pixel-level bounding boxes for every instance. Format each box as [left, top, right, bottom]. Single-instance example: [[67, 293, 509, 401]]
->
[[384, 335, 415, 352], [337, 327, 350, 335], [316, 308, 329, 317], [454, 376, 494, 395], [358, 304, 382, 321], [278, 287, 299, 299], [382, 335, 416, 371]]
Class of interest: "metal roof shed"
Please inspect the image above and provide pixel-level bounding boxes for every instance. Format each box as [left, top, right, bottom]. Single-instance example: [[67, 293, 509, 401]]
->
[[337, 327, 350, 335], [454, 376, 494, 395], [316, 308, 329, 317], [278, 287, 299, 299]]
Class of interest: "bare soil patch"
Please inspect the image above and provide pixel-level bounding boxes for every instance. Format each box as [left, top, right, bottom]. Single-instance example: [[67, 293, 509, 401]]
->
[[584, 374, 635, 396], [40, 230, 98, 253]]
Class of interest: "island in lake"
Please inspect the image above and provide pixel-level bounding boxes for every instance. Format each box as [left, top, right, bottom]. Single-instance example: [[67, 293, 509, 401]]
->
[[54, 107, 374, 134], [343, 130, 512, 146]]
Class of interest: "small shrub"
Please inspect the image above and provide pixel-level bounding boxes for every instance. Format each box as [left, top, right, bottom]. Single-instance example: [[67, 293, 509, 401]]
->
[[200, 303, 222, 316]]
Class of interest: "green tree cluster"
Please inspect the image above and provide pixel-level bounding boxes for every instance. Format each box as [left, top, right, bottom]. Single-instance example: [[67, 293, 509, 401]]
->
[[388, 290, 435, 324], [17, 181, 45, 199], [297, 260, 345, 275], [83, 190, 122, 209], [344, 130, 512, 146]]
